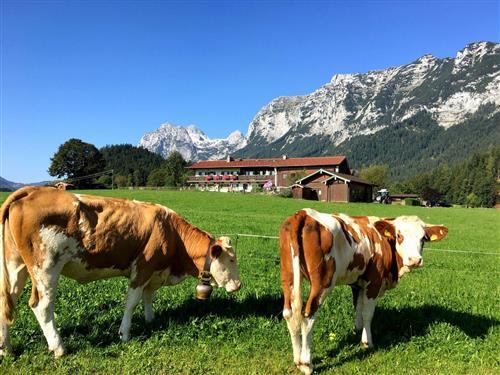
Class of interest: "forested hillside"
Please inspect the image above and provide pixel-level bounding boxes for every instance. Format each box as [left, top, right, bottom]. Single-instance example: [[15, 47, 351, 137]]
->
[[393, 146, 499, 207], [100, 144, 165, 186], [335, 105, 500, 179]]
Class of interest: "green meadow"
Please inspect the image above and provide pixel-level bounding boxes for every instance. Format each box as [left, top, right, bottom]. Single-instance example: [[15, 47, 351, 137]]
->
[[0, 189, 499, 374]]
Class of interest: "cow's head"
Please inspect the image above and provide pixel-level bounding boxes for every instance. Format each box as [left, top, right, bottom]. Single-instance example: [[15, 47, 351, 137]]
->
[[375, 216, 448, 270], [209, 236, 241, 293]]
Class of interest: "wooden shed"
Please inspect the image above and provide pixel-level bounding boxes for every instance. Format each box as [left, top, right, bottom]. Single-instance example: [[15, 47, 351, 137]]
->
[[291, 169, 375, 203]]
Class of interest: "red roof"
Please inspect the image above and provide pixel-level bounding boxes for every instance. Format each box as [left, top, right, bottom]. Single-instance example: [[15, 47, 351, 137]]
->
[[188, 156, 346, 169]]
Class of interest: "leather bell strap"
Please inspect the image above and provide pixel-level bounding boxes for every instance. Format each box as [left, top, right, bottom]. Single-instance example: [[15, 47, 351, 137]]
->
[[199, 239, 214, 283]]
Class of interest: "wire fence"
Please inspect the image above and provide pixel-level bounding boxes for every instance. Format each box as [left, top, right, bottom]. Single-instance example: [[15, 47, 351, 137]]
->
[[219, 232, 500, 257], [220, 229, 500, 278]]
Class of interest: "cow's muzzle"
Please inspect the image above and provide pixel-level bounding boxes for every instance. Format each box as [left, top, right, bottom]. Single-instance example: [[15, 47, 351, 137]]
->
[[406, 256, 423, 268], [226, 280, 242, 293]]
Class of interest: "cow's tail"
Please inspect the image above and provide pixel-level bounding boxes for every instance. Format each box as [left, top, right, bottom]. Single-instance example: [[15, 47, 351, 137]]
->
[[0, 187, 40, 325], [289, 210, 307, 325], [0, 207, 14, 325]]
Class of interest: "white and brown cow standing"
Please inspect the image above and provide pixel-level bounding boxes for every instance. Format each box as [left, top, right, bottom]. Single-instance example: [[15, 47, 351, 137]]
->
[[0, 186, 241, 357], [280, 208, 448, 374]]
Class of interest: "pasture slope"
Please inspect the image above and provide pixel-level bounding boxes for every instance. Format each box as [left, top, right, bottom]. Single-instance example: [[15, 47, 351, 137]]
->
[[0, 189, 498, 375]]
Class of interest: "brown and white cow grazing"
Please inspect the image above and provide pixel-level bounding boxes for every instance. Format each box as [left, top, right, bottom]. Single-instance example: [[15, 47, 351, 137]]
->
[[0, 186, 241, 357], [280, 208, 448, 374]]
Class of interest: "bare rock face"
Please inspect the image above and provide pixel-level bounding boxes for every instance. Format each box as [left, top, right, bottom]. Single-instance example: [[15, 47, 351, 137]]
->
[[240, 41, 499, 156], [139, 42, 499, 172], [139, 123, 246, 161]]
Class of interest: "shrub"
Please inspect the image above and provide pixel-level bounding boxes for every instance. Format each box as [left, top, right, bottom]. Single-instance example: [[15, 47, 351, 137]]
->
[[279, 188, 293, 198], [254, 184, 263, 193], [466, 193, 481, 208], [404, 198, 420, 206]]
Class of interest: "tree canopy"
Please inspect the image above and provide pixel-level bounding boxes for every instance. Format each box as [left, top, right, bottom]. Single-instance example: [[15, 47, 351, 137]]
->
[[48, 139, 106, 184], [100, 144, 165, 186], [359, 164, 389, 187], [97, 146, 190, 188], [147, 151, 189, 187], [391, 146, 499, 207]]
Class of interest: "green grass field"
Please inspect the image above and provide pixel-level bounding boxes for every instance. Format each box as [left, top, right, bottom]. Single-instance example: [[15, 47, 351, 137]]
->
[[0, 189, 499, 374]]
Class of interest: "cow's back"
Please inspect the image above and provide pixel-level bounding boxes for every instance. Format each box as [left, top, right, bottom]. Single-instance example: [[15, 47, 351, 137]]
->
[[7, 188, 79, 254], [6, 188, 170, 282]]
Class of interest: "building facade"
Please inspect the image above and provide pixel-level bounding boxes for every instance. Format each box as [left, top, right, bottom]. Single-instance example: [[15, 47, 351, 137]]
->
[[291, 169, 374, 203], [187, 155, 350, 192]]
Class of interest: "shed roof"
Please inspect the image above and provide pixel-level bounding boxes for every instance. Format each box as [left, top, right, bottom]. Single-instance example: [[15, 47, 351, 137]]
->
[[188, 156, 346, 169], [295, 169, 375, 186], [324, 172, 376, 185]]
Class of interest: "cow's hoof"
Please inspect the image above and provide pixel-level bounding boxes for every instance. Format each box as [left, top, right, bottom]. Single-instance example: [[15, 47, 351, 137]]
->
[[52, 346, 66, 358], [119, 331, 130, 343], [0, 347, 12, 357], [297, 362, 313, 375], [361, 341, 372, 349]]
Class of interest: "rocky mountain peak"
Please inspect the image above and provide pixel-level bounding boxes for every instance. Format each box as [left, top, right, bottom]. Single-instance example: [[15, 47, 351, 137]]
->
[[139, 123, 246, 161], [139, 42, 499, 176]]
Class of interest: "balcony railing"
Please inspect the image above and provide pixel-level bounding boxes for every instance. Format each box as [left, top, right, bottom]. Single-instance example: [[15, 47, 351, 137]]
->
[[187, 175, 274, 183]]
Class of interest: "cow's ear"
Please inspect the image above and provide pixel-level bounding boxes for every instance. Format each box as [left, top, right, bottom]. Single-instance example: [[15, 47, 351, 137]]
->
[[218, 236, 232, 248], [210, 244, 223, 259], [374, 220, 396, 240], [424, 225, 448, 242]]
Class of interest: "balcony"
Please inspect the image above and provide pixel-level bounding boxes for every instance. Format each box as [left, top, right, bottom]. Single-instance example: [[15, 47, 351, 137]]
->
[[187, 174, 274, 184]]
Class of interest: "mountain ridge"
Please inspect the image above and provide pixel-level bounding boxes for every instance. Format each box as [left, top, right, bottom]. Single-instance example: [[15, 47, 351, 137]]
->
[[139, 123, 246, 162], [139, 41, 500, 178]]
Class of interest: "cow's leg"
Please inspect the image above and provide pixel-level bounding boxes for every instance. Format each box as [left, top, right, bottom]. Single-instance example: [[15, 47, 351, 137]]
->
[[282, 272, 302, 368], [0, 257, 28, 356], [283, 294, 302, 369], [142, 285, 156, 323], [118, 285, 145, 342], [352, 285, 364, 331], [299, 282, 333, 375], [119, 257, 154, 342], [30, 267, 65, 357], [298, 313, 316, 375], [281, 237, 303, 368], [360, 295, 377, 348]]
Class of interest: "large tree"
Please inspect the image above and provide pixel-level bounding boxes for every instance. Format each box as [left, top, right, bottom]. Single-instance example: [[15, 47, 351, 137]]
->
[[48, 139, 106, 182], [164, 151, 188, 186], [146, 151, 189, 187], [359, 164, 389, 187]]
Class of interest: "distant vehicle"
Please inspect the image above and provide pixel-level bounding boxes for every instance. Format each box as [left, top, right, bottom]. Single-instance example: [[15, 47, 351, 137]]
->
[[425, 200, 452, 208], [375, 189, 391, 204]]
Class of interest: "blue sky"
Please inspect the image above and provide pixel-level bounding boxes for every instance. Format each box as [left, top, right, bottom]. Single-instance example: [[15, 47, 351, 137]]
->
[[1, 0, 499, 182]]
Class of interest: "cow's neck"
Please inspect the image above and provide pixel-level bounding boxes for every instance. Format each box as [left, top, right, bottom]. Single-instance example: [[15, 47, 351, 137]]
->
[[170, 213, 213, 277], [389, 240, 405, 282]]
